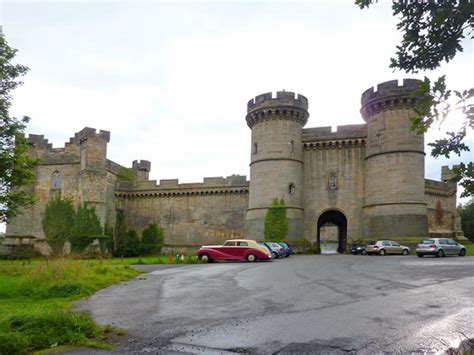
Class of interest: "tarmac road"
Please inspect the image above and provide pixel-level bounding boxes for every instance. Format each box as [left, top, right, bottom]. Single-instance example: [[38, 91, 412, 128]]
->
[[74, 255, 474, 354]]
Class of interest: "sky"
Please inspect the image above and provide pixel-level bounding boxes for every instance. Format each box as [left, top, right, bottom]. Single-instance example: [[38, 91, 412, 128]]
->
[[1, 0, 473, 217]]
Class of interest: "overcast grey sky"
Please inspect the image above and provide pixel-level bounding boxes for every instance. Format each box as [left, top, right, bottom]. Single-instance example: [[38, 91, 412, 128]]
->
[[1, 0, 473, 196]]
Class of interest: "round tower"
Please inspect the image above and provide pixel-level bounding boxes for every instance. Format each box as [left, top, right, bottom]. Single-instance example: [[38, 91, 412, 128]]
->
[[245, 91, 309, 241], [361, 79, 428, 239]]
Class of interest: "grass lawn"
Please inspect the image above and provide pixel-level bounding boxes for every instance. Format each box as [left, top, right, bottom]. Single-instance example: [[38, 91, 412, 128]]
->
[[0, 259, 140, 354], [463, 241, 474, 255]]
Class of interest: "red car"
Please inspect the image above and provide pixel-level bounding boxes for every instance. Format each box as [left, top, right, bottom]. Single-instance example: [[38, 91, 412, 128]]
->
[[197, 239, 272, 262]]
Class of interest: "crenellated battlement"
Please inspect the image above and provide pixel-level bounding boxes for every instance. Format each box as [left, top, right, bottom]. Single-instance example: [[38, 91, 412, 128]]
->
[[115, 175, 249, 197], [75, 127, 110, 144], [27, 134, 53, 149], [132, 160, 151, 172], [360, 79, 422, 121], [246, 91, 309, 128], [303, 124, 367, 143]]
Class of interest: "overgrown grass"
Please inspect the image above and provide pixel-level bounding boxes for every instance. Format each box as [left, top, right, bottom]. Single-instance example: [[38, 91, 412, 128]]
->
[[0, 259, 139, 354], [463, 241, 474, 255]]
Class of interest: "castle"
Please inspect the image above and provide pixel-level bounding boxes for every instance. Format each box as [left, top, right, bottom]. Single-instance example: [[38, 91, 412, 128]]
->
[[6, 79, 461, 254]]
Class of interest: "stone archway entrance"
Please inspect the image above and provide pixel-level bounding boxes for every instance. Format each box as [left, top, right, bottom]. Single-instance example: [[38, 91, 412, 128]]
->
[[317, 210, 348, 253]]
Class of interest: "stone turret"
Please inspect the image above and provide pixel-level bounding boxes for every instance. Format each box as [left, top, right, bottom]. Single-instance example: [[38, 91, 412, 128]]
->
[[361, 79, 428, 239], [133, 160, 151, 181], [245, 91, 309, 240]]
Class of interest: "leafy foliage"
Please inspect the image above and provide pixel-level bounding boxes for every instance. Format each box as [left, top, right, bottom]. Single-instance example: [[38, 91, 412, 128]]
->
[[141, 223, 165, 255], [264, 198, 288, 242], [42, 195, 75, 255], [124, 229, 140, 257], [0, 34, 38, 222], [459, 201, 474, 241], [70, 204, 103, 252], [113, 210, 127, 257], [356, 0, 474, 197]]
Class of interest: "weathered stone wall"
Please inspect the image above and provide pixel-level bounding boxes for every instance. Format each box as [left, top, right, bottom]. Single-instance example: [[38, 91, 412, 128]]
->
[[425, 177, 457, 237], [116, 176, 249, 248], [302, 125, 367, 244]]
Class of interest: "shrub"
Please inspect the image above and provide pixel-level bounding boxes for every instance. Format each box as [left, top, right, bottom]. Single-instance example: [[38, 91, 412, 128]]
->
[[264, 198, 288, 242], [41, 195, 75, 255], [70, 204, 103, 252], [124, 230, 140, 257], [141, 223, 165, 255]]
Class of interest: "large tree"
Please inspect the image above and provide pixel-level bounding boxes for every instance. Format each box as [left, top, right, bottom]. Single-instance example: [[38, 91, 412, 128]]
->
[[0, 33, 37, 222], [356, 0, 473, 197]]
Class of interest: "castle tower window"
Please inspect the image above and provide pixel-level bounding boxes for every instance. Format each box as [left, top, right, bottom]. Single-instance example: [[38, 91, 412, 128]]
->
[[289, 140, 294, 153], [253, 142, 258, 154], [328, 174, 337, 190], [288, 183, 295, 195], [51, 171, 62, 190]]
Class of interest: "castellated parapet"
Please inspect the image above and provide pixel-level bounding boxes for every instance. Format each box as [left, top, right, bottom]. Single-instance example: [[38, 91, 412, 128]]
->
[[360, 79, 420, 121], [246, 91, 309, 128], [132, 160, 151, 181]]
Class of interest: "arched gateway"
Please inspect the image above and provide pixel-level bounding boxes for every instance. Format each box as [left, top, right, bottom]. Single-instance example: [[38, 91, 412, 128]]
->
[[317, 210, 348, 253]]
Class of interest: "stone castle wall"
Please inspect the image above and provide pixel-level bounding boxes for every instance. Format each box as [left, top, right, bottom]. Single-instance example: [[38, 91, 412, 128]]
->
[[115, 176, 249, 249], [302, 125, 367, 244]]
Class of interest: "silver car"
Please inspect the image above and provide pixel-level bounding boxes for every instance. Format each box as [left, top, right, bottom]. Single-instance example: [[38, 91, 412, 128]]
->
[[416, 238, 466, 257]]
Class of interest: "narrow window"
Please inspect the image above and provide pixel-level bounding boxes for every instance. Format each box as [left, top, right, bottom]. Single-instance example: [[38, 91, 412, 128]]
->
[[289, 140, 294, 153], [328, 174, 337, 190], [253, 142, 258, 154], [288, 183, 295, 195], [51, 171, 62, 190]]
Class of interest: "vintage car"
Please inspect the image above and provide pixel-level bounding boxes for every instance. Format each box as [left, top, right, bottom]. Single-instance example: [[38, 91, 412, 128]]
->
[[197, 239, 272, 262]]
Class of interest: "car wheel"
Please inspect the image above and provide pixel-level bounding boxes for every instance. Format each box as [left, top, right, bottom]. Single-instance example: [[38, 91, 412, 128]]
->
[[378, 249, 386, 256], [362, 250, 368, 255], [246, 254, 257, 262], [401, 249, 409, 256], [459, 249, 466, 257], [199, 254, 211, 263], [272, 252, 278, 259], [351, 252, 356, 255], [417, 253, 424, 258], [436, 249, 445, 258]]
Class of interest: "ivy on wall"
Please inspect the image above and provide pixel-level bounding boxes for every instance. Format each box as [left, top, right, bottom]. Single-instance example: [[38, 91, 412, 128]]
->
[[264, 198, 289, 242]]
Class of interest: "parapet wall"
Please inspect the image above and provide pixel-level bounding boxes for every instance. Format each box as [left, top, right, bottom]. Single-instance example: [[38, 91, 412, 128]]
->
[[303, 124, 367, 142], [247, 91, 308, 112], [360, 79, 421, 121], [116, 175, 249, 198]]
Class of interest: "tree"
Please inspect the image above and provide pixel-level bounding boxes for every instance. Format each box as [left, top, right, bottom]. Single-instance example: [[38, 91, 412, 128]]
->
[[141, 223, 165, 255], [0, 33, 37, 222], [264, 198, 288, 242], [70, 204, 103, 252], [458, 201, 474, 241], [41, 195, 75, 255], [124, 229, 140, 257], [114, 210, 127, 257], [356, 0, 474, 197]]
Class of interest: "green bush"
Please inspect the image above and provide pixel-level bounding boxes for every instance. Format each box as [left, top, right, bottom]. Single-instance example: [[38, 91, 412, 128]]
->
[[141, 223, 165, 255], [124, 230, 140, 257], [0, 331, 28, 355], [41, 195, 75, 255], [264, 198, 288, 242], [70, 204, 103, 252]]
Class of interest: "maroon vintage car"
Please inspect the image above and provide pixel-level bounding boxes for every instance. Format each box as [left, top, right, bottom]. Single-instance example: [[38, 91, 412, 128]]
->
[[197, 239, 272, 262]]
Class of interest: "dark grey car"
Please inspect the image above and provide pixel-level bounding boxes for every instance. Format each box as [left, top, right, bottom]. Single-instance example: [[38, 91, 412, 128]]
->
[[416, 238, 466, 257]]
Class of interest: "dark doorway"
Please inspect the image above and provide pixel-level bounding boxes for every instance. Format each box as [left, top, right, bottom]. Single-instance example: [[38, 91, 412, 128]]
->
[[317, 210, 348, 253]]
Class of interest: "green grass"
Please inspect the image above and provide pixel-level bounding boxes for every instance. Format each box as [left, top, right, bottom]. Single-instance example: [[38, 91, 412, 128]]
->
[[463, 241, 474, 256], [0, 259, 140, 354]]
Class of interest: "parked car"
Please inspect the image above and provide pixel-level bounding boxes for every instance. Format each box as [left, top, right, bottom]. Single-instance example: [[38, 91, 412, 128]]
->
[[197, 239, 272, 262], [350, 244, 367, 255], [278, 242, 293, 257], [258, 242, 286, 258], [366, 240, 410, 256], [416, 238, 466, 257]]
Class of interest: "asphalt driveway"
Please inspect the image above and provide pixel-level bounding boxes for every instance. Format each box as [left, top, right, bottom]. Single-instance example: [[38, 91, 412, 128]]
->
[[74, 255, 474, 353]]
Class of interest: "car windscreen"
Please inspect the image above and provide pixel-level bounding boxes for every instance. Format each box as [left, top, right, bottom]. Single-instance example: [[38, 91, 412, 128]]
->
[[421, 240, 434, 244], [367, 241, 376, 245]]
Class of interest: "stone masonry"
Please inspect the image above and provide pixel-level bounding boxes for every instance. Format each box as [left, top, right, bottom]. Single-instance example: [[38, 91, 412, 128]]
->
[[6, 79, 461, 254]]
